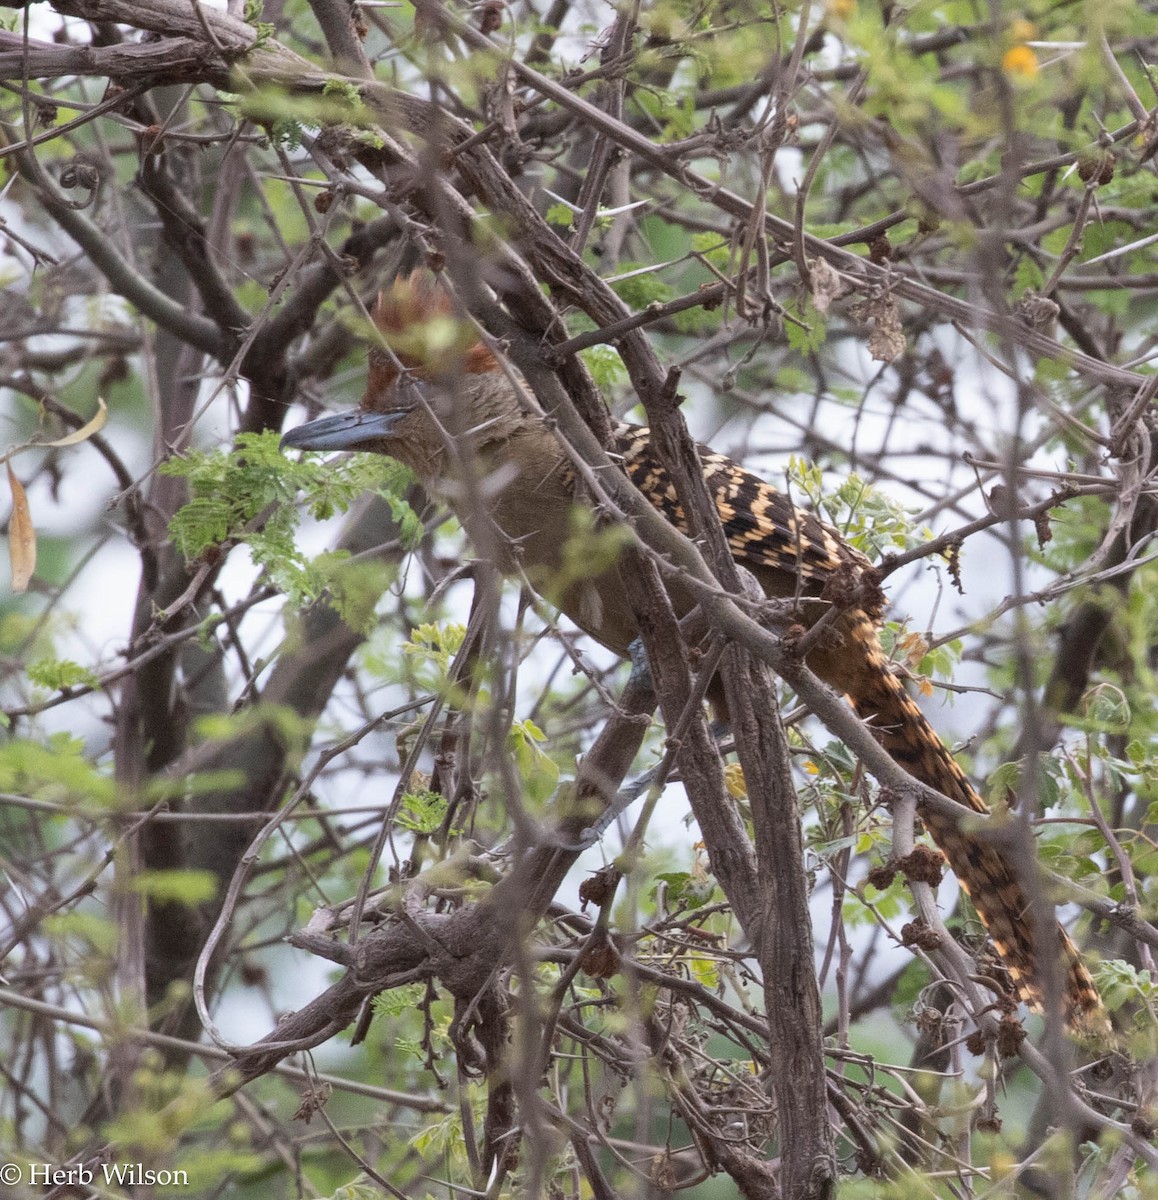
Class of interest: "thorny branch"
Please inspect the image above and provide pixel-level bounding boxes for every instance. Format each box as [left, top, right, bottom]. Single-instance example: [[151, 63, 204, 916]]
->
[[3, 1, 1158, 1196]]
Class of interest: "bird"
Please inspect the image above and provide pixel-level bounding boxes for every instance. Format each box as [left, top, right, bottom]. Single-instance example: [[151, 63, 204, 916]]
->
[[281, 272, 1107, 1033]]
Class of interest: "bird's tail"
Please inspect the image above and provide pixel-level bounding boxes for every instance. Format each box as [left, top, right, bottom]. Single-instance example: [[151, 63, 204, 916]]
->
[[811, 609, 1107, 1033]]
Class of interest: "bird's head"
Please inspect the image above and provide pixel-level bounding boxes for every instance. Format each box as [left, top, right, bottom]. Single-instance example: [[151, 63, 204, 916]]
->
[[280, 273, 522, 476]]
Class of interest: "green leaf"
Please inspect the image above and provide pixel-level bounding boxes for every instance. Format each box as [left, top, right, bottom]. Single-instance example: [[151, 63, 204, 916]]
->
[[371, 983, 426, 1018], [609, 262, 675, 310], [131, 869, 218, 905], [655, 870, 716, 910], [508, 717, 559, 805], [580, 345, 627, 392], [44, 910, 119, 955], [26, 657, 99, 691], [163, 430, 416, 611], [0, 735, 117, 808], [402, 622, 467, 681], [785, 299, 826, 353], [397, 789, 450, 835]]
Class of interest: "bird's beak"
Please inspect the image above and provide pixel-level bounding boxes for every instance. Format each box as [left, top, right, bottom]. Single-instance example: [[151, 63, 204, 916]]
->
[[280, 409, 410, 453]]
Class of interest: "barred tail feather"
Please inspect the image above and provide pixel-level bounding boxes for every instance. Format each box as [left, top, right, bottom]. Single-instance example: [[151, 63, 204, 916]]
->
[[811, 611, 1107, 1033]]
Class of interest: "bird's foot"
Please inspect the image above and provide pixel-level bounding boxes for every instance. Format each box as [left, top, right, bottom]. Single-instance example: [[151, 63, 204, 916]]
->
[[554, 766, 658, 851]]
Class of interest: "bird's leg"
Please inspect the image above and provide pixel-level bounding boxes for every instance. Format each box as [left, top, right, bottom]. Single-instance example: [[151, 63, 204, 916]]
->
[[555, 766, 663, 851], [626, 603, 715, 690], [551, 637, 663, 851], [565, 635, 736, 851], [626, 634, 653, 691]]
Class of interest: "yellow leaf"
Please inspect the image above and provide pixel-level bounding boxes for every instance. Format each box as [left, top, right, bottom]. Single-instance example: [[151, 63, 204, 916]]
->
[[898, 631, 929, 667], [917, 677, 934, 698], [724, 762, 748, 799], [7, 464, 35, 593], [689, 951, 720, 991], [991, 1152, 1017, 1181], [41, 397, 108, 448], [1002, 45, 1039, 77]]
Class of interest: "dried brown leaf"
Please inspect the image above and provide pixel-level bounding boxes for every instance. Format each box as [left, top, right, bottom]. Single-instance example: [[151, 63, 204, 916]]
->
[[7, 464, 35, 593], [866, 297, 905, 363], [41, 397, 107, 448], [809, 257, 844, 313]]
